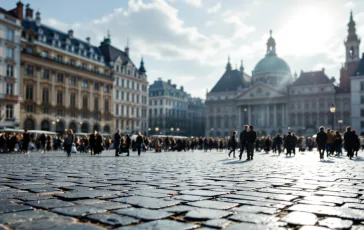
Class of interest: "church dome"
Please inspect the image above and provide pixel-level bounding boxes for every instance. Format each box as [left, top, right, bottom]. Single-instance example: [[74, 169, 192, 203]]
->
[[253, 55, 291, 75]]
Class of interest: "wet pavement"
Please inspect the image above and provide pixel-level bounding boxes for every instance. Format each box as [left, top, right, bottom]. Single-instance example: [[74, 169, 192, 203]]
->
[[0, 149, 363, 229]]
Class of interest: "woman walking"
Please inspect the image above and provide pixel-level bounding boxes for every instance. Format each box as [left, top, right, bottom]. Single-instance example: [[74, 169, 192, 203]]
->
[[228, 131, 237, 158], [65, 129, 75, 157], [94, 132, 103, 155]]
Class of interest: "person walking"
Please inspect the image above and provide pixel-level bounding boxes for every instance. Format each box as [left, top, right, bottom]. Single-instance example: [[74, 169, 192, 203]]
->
[[114, 129, 121, 156], [228, 131, 237, 158], [316, 126, 328, 160], [125, 134, 131, 156], [40, 133, 46, 154], [286, 131, 294, 156], [326, 129, 334, 157], [94, 132, 103, 155], [136, 132, 143, 156], [22, 129, 31, 154], [89, 131, 96, 155], [239, 125, 248, 160], [246, 126, 257, 160], [65, 129, 75, 157], [334, 130, 343, 156], [275, 134, 282, 154], [344, 127, 357, 159]]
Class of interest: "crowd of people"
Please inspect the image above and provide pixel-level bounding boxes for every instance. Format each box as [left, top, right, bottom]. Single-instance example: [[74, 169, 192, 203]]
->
[[0, 125, 362, 160]]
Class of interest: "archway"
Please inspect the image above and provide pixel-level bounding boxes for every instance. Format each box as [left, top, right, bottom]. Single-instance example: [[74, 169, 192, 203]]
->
[[40, 120, 50, 131], [93, 123, 100, 132], [69, 122, 77, 133], [103, 125, 110, 134], [55, 120, 65, 135], [24, 118, 35, 130], [81, 123, 89, 133]]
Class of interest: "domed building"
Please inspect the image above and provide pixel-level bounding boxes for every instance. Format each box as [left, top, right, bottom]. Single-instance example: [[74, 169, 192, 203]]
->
[[206, 23, 352, 137]]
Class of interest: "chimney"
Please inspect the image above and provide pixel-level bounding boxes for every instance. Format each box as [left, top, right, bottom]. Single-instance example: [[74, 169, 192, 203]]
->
[[68, 30, 74, 38], [167, 79, 171, 85], [180, 86, 184, 91], [125, 47, 129, 56], [16, 1, 24, 22], [25, 4, 33, 19], [322, 68, 325, 73], [86, 37, 90, 44], [35, 11, 41, 26]]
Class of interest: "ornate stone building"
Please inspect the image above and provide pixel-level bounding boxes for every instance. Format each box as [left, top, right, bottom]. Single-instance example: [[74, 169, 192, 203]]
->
[[99, 35, 149, 135], [0, 2, 23, 128], [149, 79, 189, 136], [20, 5, 114, 134], [187, 97, 205, 137], [206, 12, 355, 137]]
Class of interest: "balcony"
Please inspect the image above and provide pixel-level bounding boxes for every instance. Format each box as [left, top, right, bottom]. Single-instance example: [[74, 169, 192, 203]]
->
[[22, 50, 114, 80]]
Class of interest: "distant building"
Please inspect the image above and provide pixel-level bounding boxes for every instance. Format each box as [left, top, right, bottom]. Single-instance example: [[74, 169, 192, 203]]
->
[[206, 12, 356, 137], [350, 55, 364, 132], [148, 79, 189, 136], [187, 97, 205, 137], [0, 2, 23, 128], [99, 35, 149, 135], [19, 4, 114, 134]]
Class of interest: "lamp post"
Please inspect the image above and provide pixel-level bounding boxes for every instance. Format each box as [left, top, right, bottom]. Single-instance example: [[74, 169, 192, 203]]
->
[[170, 127, 174, 135], [338, 120, 343, 133], [176, 128, 179, 136], [155, 127, 159, 135], [329, 104, 336, 130], [148, 128, 151, 136]]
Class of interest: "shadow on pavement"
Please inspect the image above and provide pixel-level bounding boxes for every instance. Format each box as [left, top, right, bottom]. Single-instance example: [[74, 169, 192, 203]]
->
[[352, 157, 364, 161], [223, 160, 250, 164]]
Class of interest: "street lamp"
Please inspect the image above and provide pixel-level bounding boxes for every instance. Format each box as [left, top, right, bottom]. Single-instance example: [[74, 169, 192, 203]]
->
[[176, 128, 180, 135], [329, 104, 336, 130], [338, 120, 343, 133], [155, 127, 159, 134], [170, 127, 174, 135], [148, 128, 151, 136]]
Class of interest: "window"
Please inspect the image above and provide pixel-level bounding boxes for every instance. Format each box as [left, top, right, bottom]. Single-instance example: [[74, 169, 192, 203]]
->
[[121, 92, 124, 101], [70, 59, 76, 66], [26, 65, 34, 76], [57, 91, 63, 105], [6, 105, 13, 119], [104, 99, 109, 111], [116, 91, 119, 100], [69, 76, 76, 86], [56, 73, 64, 83], [82, 96, 88, 109], [43, 107, 49, 114], [82, 63, 87, 69], [6, 65, 13, 77], [132, 94, 135, 102], [122, 106, 124, 115], [7, 28, 14, 41], [362, 121, 364, 129], [26, 105, 33, 113], [57, 55, 63, 62], [42, 69, 50, 80], [82, 80, 88, 88], [127, 80, 130, 88], [6, 48, 14, 58], [116, 105, 119, 115], [121, 79, 125, 88], [361, 109, 364, 117], [116, 78, 119, 86], [137, 95, 139, 103], [70, 93, 76, 107], [6, 83, 13, 95], [94, 98, 99, 110], [361, 96, 364, 104], [127, 93, 130, 101], [26, 85, 33, 100], [57, 109, 64, 116], [94, 67, 99, 73], [42, 88, 49, 103], [361, 82, 364, 91], [132, 108, 134, 115], [42, 51, 48, 58], [94, 82, 100, 91], [160, 100, 163, 105], [132, 82, 135, 89]]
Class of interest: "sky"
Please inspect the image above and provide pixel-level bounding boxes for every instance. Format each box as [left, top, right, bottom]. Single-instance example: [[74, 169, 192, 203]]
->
[[4, 0, 364, 99]]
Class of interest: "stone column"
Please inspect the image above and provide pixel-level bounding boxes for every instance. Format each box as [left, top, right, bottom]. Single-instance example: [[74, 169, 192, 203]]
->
[[65, 75, 69, 107], [267, 104, 270, 128], [248, 105, 251, 125], [238, 106, 242, 129], [274, 104, 277, 127], [282, 104, 285, 126]]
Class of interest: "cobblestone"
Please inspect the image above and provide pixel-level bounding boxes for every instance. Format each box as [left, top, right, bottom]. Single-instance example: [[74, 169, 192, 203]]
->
[[0, 149, 363, 229]]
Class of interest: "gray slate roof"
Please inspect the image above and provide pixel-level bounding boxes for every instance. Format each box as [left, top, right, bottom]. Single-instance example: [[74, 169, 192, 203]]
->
[[210, 69, 251, 93], [352, 53, 364, 77], [99, 44, 135, 67], [291, 70, 332, 86]]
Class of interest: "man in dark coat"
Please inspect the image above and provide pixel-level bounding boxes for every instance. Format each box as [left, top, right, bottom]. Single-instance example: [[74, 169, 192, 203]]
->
[[114, 129, 121, 157], [136, 132, 143, 156], [344, 126, 356, 159], [89, 131, 96, 155], [239, 125, 249, 160], [22, 129, 31, 154], [286, 131, 294, 156], [316, 126, 328, 160], [275, 134, 283, 154], [125, 134, 131, 156], [246, 126, 257, 160], [40, 133, 46, 153]]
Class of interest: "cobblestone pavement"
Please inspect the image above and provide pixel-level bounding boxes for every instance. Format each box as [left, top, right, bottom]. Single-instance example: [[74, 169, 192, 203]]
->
[[0, 149, 364, 230]]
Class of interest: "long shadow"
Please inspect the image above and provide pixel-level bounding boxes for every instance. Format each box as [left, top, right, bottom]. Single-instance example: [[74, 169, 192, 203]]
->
[[352, 157, 364, 161], [320, 160, 335, 163], [223, 160, 250, 165]]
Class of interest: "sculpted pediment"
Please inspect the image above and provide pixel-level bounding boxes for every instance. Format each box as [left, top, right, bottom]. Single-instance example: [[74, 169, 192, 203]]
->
[[236, 83, 286, 100]]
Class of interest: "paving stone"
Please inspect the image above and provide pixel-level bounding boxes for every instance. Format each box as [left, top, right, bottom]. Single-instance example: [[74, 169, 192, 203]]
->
[[89, 201, 130, 210], [187, 200, 239, 210], [228, 213, 278, 224], [318, 217, 353, 229], [282, 211, 317, 225], [112, 196, 180, 209], [0, 210, 58, 224], [203, 219, 234, 228], [173, 195, 211, 201], [234, 205, 277, 214], [224, 222, 275, 230], [180, 190, 228, 197], [115, 219, 198, 230], [72, 199, 106, 205], [0, 204, 33, 214], [25, 199, 75, 209], [50, 223, 106, 230], [299, 226, 330, 230], [342, 203, 364, 210], [86, 213, 139, 226], [9, 216, 76, 230], [114, 208, 172, 220], [52, 206, 107, 217], [185, 208, 232, 220], [162, 205, 196, 213]]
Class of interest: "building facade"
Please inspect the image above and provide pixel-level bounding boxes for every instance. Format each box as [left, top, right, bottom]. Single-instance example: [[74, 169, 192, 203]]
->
[[187, 97, 205, 137], [206, 13, 355, 137], [350, 55, 364, 133], [149, 79, 189, 136], [20, 5, 114, 134], [0, 2, 23, 128], [99, 36, 149, 135]]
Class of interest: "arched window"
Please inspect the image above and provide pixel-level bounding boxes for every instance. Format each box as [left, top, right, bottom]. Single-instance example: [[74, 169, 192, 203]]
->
[[81, 123, 89, 133], [82, 96, 88, 109], [94, 98, 99, 110], [40, 120, 50, 131], [24, 118, 35, 130]]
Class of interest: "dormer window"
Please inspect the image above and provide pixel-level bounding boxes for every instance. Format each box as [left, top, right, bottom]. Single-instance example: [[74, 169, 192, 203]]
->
[[100, 57, 104, 62], [57, 41, 61, 47], [79, 43, 84, 49], [42, 36, 46, 42], [54, 34, 59, 40], [83, 50, 87, 56], [89, 48, 94, 53], [38, 28, 43, 35], [94, 55, 98, 60], [66, 39, 71, 45], [71, 46, 74, 52]]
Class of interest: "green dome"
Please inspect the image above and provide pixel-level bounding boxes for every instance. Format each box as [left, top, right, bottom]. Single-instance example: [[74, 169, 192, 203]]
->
[[253, 55, 291, 76]]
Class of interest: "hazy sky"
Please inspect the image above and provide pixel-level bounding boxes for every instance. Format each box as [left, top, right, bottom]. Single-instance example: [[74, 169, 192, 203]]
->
[[4, 0, 364, 98]]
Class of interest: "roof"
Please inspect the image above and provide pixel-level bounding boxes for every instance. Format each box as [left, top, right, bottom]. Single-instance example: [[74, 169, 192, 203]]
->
[[210, 69, 251, 93], [291, 70, 333, 86], [253, 55, 291, 76], [0, 7, 17, 18], [149, 80, 184, 92], [22, 19, 106, 64], [99, 43, 134, 67], [352, 53, 364, 77]]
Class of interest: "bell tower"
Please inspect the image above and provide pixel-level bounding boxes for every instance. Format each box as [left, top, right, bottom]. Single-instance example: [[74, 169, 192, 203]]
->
[[340, 11, 361, 92]]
